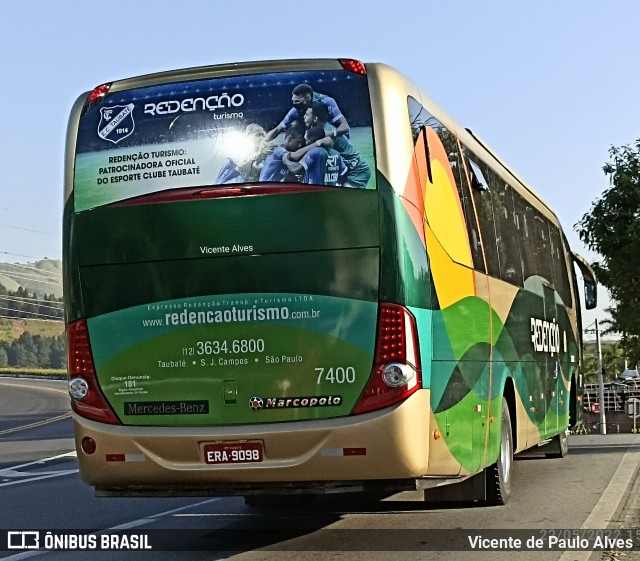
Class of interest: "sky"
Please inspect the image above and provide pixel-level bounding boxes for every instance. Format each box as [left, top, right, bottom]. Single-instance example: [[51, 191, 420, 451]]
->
[[1, 0, 638, 329]]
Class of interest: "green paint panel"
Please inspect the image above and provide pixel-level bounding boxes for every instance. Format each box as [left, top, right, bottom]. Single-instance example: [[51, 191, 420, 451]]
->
[[73, 189, 379, 267], [88, 293, 377, 426], [79, 247, 380, 319], [65, 189, 380, 321]]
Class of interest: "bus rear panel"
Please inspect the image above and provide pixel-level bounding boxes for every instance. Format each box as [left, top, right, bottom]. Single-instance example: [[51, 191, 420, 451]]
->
[[65, 60, 429, 495]]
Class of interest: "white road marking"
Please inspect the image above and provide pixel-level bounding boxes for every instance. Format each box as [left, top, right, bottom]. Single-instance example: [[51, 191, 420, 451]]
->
[[558, 434, 640, 561], [0, 452, 76, 474], [0, 452, 78, 487], [0, 380, 68, 396], [0, 380, 71, 435], [1, 498, 221, 561], [0, 469, 79, 488], [0, 413, 71, 436]]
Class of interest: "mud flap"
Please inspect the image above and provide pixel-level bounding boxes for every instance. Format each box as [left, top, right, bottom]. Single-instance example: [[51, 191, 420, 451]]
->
[[517, 432, 568, 459], [423, 471, 487, 503]]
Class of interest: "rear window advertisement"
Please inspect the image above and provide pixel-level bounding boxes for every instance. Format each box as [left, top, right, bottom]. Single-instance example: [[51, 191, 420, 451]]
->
[[74, 70, 375, 211]]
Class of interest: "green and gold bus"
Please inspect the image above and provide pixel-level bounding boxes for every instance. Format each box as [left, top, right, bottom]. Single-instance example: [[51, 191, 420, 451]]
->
[[64, 58, 597, 505]]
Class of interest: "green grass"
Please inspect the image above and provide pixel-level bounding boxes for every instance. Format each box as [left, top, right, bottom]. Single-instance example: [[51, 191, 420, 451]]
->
[[0, 367, 66, 378]]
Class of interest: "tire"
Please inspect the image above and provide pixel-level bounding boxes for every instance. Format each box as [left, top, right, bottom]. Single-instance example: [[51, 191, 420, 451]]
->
[[485, 399, 513, 506], [544, 430, 569, 458]]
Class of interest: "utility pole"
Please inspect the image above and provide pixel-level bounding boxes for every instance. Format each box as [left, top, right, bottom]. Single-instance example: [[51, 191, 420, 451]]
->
[[596, 318, 607, 434]]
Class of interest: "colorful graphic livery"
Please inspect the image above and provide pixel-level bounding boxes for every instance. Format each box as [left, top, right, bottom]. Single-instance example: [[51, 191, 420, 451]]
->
[[64, 59, 597, 505]]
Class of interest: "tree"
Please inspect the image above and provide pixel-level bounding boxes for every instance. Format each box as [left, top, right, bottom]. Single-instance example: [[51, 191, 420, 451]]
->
[[583, 341, 624, 383], [576, 139, 640, 365], [10, 333, 39, 368], [49, 335, 67, 369]]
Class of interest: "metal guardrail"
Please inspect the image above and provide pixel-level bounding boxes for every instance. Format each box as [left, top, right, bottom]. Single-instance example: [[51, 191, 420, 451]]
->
[[583, 379, 640, 412]]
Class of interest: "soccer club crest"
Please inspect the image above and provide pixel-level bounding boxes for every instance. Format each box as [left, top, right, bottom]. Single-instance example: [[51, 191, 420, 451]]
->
[[97, 104, 135, 144]]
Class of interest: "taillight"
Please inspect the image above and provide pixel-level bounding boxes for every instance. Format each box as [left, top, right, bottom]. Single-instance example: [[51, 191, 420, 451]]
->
[[339, 59, 367, 76], [67, 320, 120, 424], [87, 83, 112, 104], [352, 303, 421, 414]]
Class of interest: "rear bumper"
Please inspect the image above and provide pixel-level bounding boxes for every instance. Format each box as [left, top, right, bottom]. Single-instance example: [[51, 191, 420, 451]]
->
[[74, 390, 432, 495]]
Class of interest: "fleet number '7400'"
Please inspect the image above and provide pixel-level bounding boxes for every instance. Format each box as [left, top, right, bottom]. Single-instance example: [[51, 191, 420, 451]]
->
[[316, 367, 356, 384]]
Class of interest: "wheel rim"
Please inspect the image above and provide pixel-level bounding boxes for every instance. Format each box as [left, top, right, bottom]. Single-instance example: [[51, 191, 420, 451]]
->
[[560, 430, 568, 455], [500, 414, 513, 484]]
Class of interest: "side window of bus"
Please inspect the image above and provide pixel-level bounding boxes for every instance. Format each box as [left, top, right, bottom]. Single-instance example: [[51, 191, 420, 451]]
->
[[407, 95, 435, 186], [408, 96, 428, 144], [513, 193, 553, 286], [513, 193, 536, 284], [407, 97, 484, 271], [449, 148, 484, 271], [548, 225, 573, 307], [464, 152, 501, 278], [531, 211, 554, 286], [486, 172, 524, 287]]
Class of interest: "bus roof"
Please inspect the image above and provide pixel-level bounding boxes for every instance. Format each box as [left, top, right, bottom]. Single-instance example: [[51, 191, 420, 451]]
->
[[69, 58, 561, 227], [95, 59, 347, 95]]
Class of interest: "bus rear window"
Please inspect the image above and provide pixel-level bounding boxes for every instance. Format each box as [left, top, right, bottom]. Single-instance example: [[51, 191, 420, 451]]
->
[[74, 70, 375, 211]]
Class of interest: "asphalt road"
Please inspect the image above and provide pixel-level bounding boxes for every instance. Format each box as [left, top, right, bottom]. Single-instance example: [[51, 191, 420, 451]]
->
[[0, 376, 639, 561]]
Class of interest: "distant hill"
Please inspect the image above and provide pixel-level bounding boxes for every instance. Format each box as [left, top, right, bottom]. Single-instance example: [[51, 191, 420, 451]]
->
[[0, 317, 65, 345], [0, 259, 62, 298]]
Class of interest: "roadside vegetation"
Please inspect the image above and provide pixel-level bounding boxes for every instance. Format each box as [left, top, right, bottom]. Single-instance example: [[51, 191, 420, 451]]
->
[[582, 340, 631, 384], [0, 281, 66, 375], [577, 138, 640, 365]]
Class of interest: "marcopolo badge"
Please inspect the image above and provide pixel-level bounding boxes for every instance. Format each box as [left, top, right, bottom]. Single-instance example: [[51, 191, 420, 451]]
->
[[249, 397, 264, 411]]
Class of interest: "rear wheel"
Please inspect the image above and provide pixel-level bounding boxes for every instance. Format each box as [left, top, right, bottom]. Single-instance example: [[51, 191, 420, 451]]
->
[[544, 430, 569, 458], [485, 399, 513, 506]]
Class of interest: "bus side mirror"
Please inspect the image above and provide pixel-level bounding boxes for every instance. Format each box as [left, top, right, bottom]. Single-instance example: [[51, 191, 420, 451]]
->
[[572, 252, 598, 311], [584, 281, 597, 310]]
